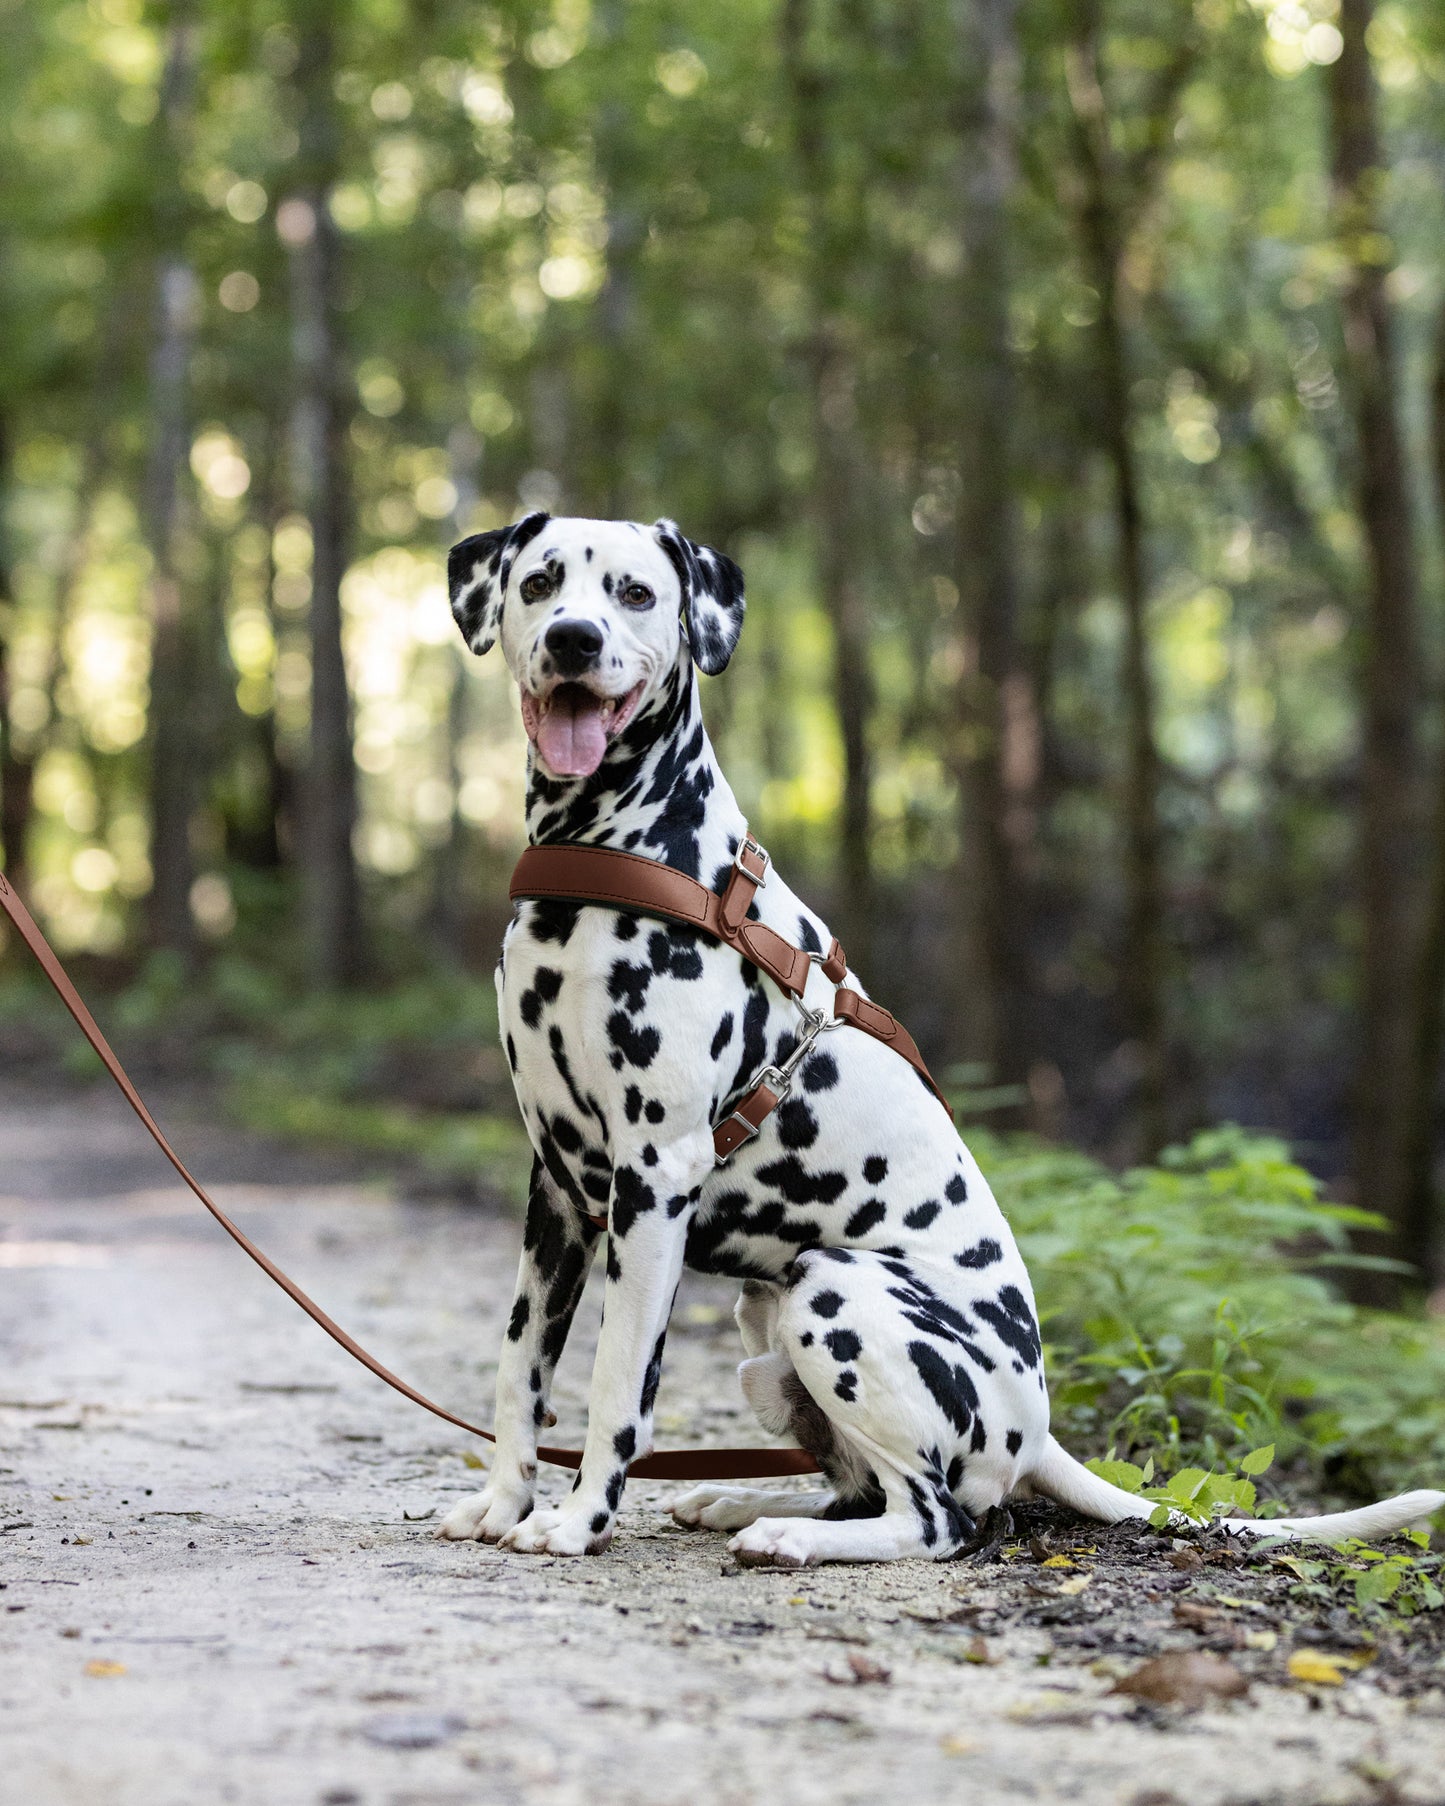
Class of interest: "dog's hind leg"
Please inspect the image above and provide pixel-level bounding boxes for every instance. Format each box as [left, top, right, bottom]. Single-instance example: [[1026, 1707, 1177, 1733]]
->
[[726, 1248, 1004, 1566], [734, 1279, 783, 1357], [672, 1485, 836, 1530]]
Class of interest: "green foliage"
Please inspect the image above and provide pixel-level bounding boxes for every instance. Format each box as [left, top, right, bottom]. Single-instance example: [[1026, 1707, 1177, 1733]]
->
[[1084, 1444, 1273, 1525], [976, 1126, 1445, 1498], [1268, 1535, 1445, 1623]]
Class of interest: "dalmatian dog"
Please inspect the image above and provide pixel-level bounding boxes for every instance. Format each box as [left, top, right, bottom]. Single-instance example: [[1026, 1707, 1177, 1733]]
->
[[434, 512, 1444, 1565]]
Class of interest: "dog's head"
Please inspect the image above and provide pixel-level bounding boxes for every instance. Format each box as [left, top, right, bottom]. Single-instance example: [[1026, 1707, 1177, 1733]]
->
[[447, 515, 744, 779]]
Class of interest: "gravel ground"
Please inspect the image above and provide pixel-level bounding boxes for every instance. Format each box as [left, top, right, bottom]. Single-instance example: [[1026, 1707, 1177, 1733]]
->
[[4, 1077, 1445, 1806]]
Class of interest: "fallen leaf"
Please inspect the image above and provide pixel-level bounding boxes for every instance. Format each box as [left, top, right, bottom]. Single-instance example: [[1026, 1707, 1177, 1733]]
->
[[71, 1534, 93, 1547], [1041, 1554, 1076, 1570], [963, 1636, 991, 1664], [1166, 1547, 1205, 1573], [940, 1734, 979, 1756], [787, 1595, 807, 1606], [1287, 1650, 1368, 1687], [84, 1661, 126, 1679], [461, 1451, 486, 1470], [1113, 1652, 1248, 1710], [1029, 1533, 1053, 1562], [1058, 1574, 1092, 1596], [1244, 1630, 1278, 1653], [401, 1507, 435, 1522]]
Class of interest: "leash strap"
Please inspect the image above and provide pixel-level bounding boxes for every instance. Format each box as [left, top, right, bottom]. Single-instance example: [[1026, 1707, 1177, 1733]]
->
[[0, 867, 817, 1481]]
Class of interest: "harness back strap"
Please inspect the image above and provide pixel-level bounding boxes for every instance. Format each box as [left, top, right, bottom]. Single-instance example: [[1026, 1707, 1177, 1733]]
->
[[509, 842, 953, 1117], [0, 867, 817, 1481]]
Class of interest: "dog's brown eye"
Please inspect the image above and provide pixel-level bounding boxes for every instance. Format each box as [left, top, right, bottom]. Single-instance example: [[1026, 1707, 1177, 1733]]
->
[[520, 570, 552, 602], [622, 582, 654, 608]]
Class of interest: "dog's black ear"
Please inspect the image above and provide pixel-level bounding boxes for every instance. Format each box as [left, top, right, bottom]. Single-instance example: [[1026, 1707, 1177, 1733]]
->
[[447, 512, 550, 655], [653, 519, 745, 676]]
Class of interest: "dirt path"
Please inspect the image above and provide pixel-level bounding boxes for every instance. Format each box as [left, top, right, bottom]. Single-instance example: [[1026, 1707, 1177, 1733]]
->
[[3, 1078, 1444, 1806]]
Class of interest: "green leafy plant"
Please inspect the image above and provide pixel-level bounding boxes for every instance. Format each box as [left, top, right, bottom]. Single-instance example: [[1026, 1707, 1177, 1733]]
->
[[1085, 1443, 1277, 1525], [1267, 1534, 1445, 1620]]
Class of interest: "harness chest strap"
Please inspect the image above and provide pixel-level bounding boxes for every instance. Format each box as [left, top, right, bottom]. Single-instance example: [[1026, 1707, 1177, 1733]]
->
[[509, 837, 953, 1188], [0, 867, 818, 1481]]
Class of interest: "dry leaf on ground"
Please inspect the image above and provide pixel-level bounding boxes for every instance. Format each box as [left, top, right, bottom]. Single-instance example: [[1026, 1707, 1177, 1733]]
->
[[1113, 1652, 1248, 1709]]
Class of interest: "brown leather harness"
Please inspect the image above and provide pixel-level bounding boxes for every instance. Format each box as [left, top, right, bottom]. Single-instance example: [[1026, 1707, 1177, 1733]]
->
[[0, 837, 943, 1483], [510, 833, 950, 1197]]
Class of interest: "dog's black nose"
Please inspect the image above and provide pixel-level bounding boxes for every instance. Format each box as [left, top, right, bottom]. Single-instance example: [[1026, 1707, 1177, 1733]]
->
[[544, 619, 604, 675]]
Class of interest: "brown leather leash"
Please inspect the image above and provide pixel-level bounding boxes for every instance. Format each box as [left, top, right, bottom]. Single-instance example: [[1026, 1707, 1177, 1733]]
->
[[0, 864, 817, 1480]]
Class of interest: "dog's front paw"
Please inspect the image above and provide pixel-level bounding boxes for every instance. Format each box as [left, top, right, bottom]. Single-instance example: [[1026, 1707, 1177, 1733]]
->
[[434, 1483, 532, 1543], [729, 1519, 818, 1569], [499, 1505, 612, 1557]]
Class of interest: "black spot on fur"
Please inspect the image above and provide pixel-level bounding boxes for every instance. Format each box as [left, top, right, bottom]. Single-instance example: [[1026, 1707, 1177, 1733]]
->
[[1006, 1429, 1023, 1455], [945, 1173, 968, 1205], [645, 1099, 666, 1124], [863, 1155, 888, 1184], [834, 1371, 858, 1402], [904, 1200, 941, 1231], [777, 1098, 819, 1149], [810, 1289, 844, 1319], [955, 1238, 1003, 1269], [607, 1010, 661, 1069], [755, 1155, 848, 1206], [615, 914, 639, 941], [640, 1330, 667, 1414], [907, 1340, 980, 1436], [608, 960, 652, 1014], [844, 1200, 886, 1238], [507, 1295, 531, 1341], [710, 1012, 734, 1059], [973, 1285, 1042, 1370], [614, 1426, 637, 1462], [527, 899, 581, 945], [591, 1511, 609, 1534], [611, 1165, 656, 1238], [800, 1051, 839, 1093], [824, 1328, 862, 1363]]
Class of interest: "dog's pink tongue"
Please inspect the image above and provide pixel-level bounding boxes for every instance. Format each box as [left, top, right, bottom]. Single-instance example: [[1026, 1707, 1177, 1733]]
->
[[536, 688, 608, 777]]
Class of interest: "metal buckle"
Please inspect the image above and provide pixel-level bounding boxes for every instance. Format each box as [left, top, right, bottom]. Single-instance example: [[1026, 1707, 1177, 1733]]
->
[[733, 833, 770, 889], [714, 1063, 788, 1167]]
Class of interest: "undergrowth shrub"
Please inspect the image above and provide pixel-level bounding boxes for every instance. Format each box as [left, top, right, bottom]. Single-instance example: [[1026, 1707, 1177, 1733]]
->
[[972, 1125, 1445, 1501]]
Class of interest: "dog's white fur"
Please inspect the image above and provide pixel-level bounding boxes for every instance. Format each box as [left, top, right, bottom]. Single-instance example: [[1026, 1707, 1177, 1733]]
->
[[434, 515, 1443, 1565]]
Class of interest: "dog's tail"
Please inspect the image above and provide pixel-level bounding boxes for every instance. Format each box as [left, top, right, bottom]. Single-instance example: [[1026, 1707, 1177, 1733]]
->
[[1028, 1435, 1444, 1544]]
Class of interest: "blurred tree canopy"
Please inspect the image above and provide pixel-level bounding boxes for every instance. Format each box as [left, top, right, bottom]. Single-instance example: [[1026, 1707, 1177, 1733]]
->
[[3, 0, 1445, 1288]]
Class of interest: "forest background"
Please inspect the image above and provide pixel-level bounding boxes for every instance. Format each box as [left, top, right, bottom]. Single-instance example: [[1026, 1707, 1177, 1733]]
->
[[5, 0, 1445, 1457]]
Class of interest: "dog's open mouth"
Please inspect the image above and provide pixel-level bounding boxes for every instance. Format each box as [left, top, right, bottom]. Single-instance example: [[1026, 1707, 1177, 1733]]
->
[[520, 681, 645, 778]]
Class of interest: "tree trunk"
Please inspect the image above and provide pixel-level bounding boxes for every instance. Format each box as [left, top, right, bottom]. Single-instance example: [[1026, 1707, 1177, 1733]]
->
[[143, 8, 200, 958], [951, 0, 1032, 1093], [1329, 0, 1422, 1293], [1400, 299, 1445, 1290], [1066, 20, 1168, 1157], [781, 0, 874, 958], [0, 411, 31, 897], [590, 0, 642, 521], [285, 0, 362, 988]]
